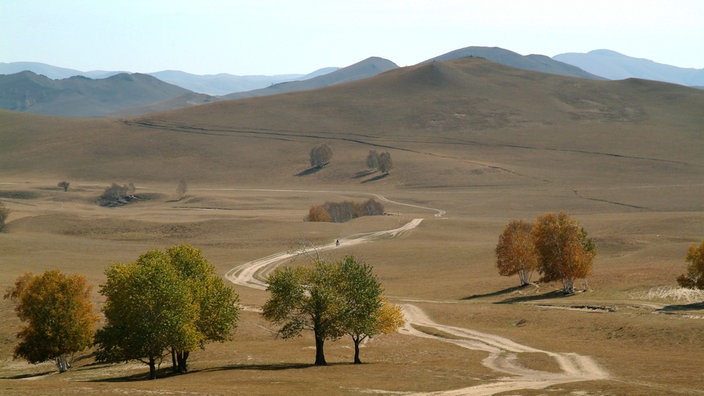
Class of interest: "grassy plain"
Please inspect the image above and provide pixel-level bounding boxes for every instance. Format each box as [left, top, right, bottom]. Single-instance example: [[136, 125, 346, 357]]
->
[[0, 58, 703, 394]]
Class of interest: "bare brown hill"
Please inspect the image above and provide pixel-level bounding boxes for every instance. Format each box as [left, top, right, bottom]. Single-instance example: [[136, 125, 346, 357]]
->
[[0, 57, 702, 212]]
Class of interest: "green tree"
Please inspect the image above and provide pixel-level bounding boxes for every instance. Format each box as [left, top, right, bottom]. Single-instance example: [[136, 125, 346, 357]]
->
[[262, 261, 345, 366], [166, 244, 240, 373], [95, 250, 201, 379], [532, 212, 596, 294], [4, 270, 98, 373], [676, 240, 704, 289], [338, 256, 403, 364], [496, 220, 539, 286]]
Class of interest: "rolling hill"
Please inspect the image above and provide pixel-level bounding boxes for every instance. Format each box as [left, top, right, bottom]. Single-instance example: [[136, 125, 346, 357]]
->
[[425, 46, 601, 80], [554, 49, 704, 86], [1, 57, 702, 213], [0, 71, 210, 117]]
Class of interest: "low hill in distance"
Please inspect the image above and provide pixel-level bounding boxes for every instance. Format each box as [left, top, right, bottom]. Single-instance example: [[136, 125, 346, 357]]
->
[[554, 49, 704, 86], [425, 46, 602, 80], [224, 57, 398, 100], [1, 57, 702, 214], [0, 71, 215, 117]]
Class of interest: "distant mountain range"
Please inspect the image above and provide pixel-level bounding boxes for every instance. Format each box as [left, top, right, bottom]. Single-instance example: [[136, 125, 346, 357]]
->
[[554, 49, 704, 87], [2, 46, 702, 117]]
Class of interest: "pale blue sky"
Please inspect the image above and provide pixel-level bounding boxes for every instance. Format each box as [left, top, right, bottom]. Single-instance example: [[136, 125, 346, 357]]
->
[[2, 0, 702, 75]]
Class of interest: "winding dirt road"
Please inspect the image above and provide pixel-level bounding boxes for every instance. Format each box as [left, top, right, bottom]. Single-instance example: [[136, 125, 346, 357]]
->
[[224, 192, 608, 395]]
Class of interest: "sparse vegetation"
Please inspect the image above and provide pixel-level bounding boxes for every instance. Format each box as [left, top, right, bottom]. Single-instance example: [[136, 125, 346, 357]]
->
[[176, 179, 187, 200], [99, 182, 137, 207], [307, 199, 384, 223], [57, 181, 70, 192], [309, 143, 333, 168], [676, 240, 704, 289], [366, 150, 393, 175], [3, 270, 98, 373]]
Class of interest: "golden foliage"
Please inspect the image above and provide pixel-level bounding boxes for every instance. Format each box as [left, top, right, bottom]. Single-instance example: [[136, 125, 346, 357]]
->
[[677, 240, 704, 289]]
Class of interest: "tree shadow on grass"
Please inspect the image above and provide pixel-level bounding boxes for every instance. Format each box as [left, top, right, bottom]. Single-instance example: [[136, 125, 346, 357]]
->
[[496, 289, 569, 305], [352, 170, 376, 179], [462, 285, 533, 300], [361, 173, 389, 184], [295, 166, 323, 177], [657, 301, 704, 312], [2, 370, 55, 380]]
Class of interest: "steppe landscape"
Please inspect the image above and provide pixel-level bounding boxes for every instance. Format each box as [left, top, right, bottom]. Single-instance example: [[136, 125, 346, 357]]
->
[[1, 57, 703, 395]]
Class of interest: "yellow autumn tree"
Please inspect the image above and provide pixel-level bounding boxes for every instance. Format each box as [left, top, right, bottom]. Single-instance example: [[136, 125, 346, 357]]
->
[[496, 219, 539, 286], [4, 270, 98, 373], [532, 212, 596, 294], [676, 240, 704, 289]]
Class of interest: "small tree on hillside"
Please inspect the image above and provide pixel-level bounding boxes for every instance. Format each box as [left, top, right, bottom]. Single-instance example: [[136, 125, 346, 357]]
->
[[366, 150, 379, 170], [496, 220, 539, 286], [4, 270, 98, 373], [310, 143, 333, 168], [533, 212, 596, 294], [57, 181, 70, 192], [176, 179, 187, 200], [0, 201, 9, 232], [378, 152, 393, 175], [676, 240, 704, 289]]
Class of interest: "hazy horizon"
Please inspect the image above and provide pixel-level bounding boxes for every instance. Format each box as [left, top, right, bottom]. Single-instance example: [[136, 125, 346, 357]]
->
[[2, 0, 703, 75]]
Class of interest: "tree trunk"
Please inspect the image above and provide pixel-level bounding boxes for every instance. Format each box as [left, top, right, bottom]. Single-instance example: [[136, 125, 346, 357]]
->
[[563, 277, 575, 294], [518, 269, 532, 286], [314, 334, 327, 366], [55, 355, 69, 373], [171, 349, 178, 373], [177, 351, 189, 373], [148, 356, 157, 380], [353, 339, 362, 364]]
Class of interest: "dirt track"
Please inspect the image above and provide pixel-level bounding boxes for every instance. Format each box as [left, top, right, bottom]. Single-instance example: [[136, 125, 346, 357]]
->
[[224, 193, 609, 395]]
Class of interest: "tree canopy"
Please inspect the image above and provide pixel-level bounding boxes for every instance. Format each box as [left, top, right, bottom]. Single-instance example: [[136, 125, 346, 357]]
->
[[496, 219, 539, 286], [310, 143, 333, 168], [95, 244, 239, 379], [262, 256, 401, 365], [532, 212, 596, 294], [677, 240, 704, 289], [4, 270, 98, 373]]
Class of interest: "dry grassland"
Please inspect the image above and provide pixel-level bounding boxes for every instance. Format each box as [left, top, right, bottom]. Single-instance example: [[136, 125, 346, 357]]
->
[[1, 58, 703, 394]]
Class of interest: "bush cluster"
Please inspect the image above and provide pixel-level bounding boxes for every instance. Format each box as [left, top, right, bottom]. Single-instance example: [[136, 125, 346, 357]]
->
[[307, 198, 384, 223]]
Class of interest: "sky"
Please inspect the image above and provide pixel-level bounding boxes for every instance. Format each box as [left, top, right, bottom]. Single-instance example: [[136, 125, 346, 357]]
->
[[2, 0, 702, 76]]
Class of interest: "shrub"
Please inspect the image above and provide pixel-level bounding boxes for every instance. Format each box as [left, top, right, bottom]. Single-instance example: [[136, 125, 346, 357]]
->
[[307, 199, 384, 223]]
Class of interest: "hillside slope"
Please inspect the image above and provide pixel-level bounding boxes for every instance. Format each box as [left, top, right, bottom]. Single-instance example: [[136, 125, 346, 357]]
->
[[1, 57, 702, 212]]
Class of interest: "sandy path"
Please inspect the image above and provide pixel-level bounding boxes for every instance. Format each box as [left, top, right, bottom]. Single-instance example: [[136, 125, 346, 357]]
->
[[400, 304, 609, 395], [223, 192, 608, 395]]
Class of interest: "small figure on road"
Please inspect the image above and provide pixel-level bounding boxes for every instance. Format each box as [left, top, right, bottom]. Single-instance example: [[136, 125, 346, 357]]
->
[[336, 239, 340, 246]]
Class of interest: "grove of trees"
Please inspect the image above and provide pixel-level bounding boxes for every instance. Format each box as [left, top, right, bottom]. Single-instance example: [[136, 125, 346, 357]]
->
[[307, 198, 385, 223], [99, 182, 137, 207], [4, 270, 98, 373], [95, 244, 240, 379], [262, 256, 403, 365], [676, 240, 704, 289], [496, 212, 596, 294], [366, 150, 393, 175], [310, 143, 333, 168]]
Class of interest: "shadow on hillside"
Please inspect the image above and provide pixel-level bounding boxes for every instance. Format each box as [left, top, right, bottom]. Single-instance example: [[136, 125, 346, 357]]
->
[[496, 290, 569, 304], [658, 301, 704, 312], [198, 362, 314, 374], [361, 173, 388, 183], [461, 285, 533, 300], [352, 170, 376, 179], [1, 370, 55, 380], [295, 166, 323, 176]]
